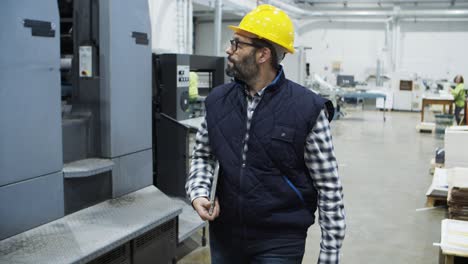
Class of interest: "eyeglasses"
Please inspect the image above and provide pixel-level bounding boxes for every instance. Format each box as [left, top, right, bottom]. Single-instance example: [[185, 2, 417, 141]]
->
[[229, 39, 263, 52]]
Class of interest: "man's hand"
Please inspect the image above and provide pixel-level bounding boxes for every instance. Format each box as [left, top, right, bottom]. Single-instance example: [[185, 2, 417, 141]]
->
[[192, 197, 220, 221]]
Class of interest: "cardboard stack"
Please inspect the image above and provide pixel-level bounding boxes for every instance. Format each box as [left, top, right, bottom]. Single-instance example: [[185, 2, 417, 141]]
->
[[448, 168, 468, 220]]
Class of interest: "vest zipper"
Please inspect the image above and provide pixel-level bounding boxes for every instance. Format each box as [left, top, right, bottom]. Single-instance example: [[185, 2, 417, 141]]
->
[[239, 164, 245, 240], [240, 94, 247, 239]]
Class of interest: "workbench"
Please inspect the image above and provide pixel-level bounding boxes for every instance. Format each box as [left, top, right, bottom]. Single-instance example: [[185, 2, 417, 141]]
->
[[420, 95, 454, 122], [462, 99, 468, 125], [341, 91, 387, 121]]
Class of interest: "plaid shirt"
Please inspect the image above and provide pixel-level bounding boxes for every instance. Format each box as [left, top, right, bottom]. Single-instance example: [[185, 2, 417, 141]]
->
[[186, 85, 346, 264]]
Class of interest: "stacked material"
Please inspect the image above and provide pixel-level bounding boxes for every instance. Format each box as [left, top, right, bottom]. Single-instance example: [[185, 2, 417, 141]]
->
[[426, 167, 449, 198], [440, 219, 468, 257], [448, 168, 468, 220], [435, 114, 454, 139], [416, 122, 435, 133], [445, 126, 468, 168]]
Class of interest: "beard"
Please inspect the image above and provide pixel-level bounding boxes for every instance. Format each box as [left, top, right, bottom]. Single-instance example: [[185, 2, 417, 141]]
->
[[225, 50, 259, 83]]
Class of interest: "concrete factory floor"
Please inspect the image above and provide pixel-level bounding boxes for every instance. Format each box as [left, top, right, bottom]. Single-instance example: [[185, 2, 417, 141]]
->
[[178, 110, 446, 264]]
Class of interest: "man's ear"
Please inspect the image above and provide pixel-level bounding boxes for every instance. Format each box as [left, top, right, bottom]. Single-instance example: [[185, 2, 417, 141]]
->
[[257, 47, 271, 64]]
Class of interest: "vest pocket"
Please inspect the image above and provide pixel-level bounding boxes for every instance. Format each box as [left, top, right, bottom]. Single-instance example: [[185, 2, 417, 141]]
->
[[271, 125, 295, 142], [270, 125, 297, 167]]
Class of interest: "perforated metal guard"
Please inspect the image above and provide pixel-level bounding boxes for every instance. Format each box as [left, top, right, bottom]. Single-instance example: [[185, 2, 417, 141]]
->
[[88, 243, 130, 264], [132, 219, 177, 264]]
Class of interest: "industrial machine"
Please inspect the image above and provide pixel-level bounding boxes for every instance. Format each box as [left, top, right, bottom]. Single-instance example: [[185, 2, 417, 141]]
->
[[281, 46, 308, 86], [59, 0, 154, 213], [0, 1, 203, 263], [337, 75, 356, 87], [390, 72, 423, 111], [153, 54, 225, 121], [1, 0, 64, 241], [153, 54, 225, 198]]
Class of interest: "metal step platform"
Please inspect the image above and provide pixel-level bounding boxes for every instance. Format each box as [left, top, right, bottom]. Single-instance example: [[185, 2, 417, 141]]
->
[[63, 158, 114, 178], [0, 186, 182, 264], [174, 199, 206, 243]]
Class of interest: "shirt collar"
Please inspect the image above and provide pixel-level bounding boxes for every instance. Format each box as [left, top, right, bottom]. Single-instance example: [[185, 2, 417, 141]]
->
[[242, 66, 284, 98]]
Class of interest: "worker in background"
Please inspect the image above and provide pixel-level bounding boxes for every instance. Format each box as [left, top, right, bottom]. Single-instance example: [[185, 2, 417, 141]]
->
[[188, 71, 202, 117], [186, 4, 345, 264], [189, 71, 199, 101], [452, 75, 465, 125]]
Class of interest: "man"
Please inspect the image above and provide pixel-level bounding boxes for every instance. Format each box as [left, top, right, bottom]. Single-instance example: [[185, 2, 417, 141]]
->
[[189, 71, 199, 101], [186, 4, 345, 264]]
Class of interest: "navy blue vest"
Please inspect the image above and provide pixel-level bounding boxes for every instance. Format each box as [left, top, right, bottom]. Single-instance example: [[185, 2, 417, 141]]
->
[[205, 71, 334, 239]]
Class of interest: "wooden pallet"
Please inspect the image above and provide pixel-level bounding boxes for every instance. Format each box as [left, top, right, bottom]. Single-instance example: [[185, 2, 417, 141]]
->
[[440, 252, 468, 264], [417, 122, 435, 133], [426, 195, 447, 207]]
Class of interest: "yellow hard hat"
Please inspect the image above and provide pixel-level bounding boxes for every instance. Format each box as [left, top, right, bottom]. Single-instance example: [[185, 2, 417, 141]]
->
[[228, 4, 295, 54]]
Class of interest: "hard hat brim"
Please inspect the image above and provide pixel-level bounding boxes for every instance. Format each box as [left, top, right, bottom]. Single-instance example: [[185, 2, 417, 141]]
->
[[228, 25, 259, 39], [227, 25, 295, 54]]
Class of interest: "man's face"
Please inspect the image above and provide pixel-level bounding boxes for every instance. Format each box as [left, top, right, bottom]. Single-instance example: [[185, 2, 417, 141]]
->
[[225, 33, 260, 83]]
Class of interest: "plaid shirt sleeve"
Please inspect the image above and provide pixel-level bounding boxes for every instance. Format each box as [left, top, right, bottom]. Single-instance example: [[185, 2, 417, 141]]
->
[[305, 109, 346, 264], [185, 117, 217, 202]]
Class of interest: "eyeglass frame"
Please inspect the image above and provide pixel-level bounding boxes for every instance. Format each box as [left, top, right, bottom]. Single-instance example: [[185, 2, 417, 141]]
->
[[229, 39, 265, 52]]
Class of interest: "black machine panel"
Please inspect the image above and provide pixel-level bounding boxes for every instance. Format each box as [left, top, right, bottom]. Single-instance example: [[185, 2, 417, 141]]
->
[[154, 54, 191, 121], [152, 54, 225, 198]]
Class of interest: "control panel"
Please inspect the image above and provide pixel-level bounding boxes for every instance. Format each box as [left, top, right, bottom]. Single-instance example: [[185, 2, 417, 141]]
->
[[176, 65, 190, 87], [79, 46, 93, 77]]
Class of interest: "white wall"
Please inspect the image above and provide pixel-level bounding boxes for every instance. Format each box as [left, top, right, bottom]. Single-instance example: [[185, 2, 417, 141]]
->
[[399, 21, 468, 81], [298, 21, 387, 84], [149, 0, 237, 55], [298, 20, 468, 85], [148, 0, 178, 53], [149, 0, 193, 54], [148, 0, 468, 82], [194, 21, 240, 56]]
